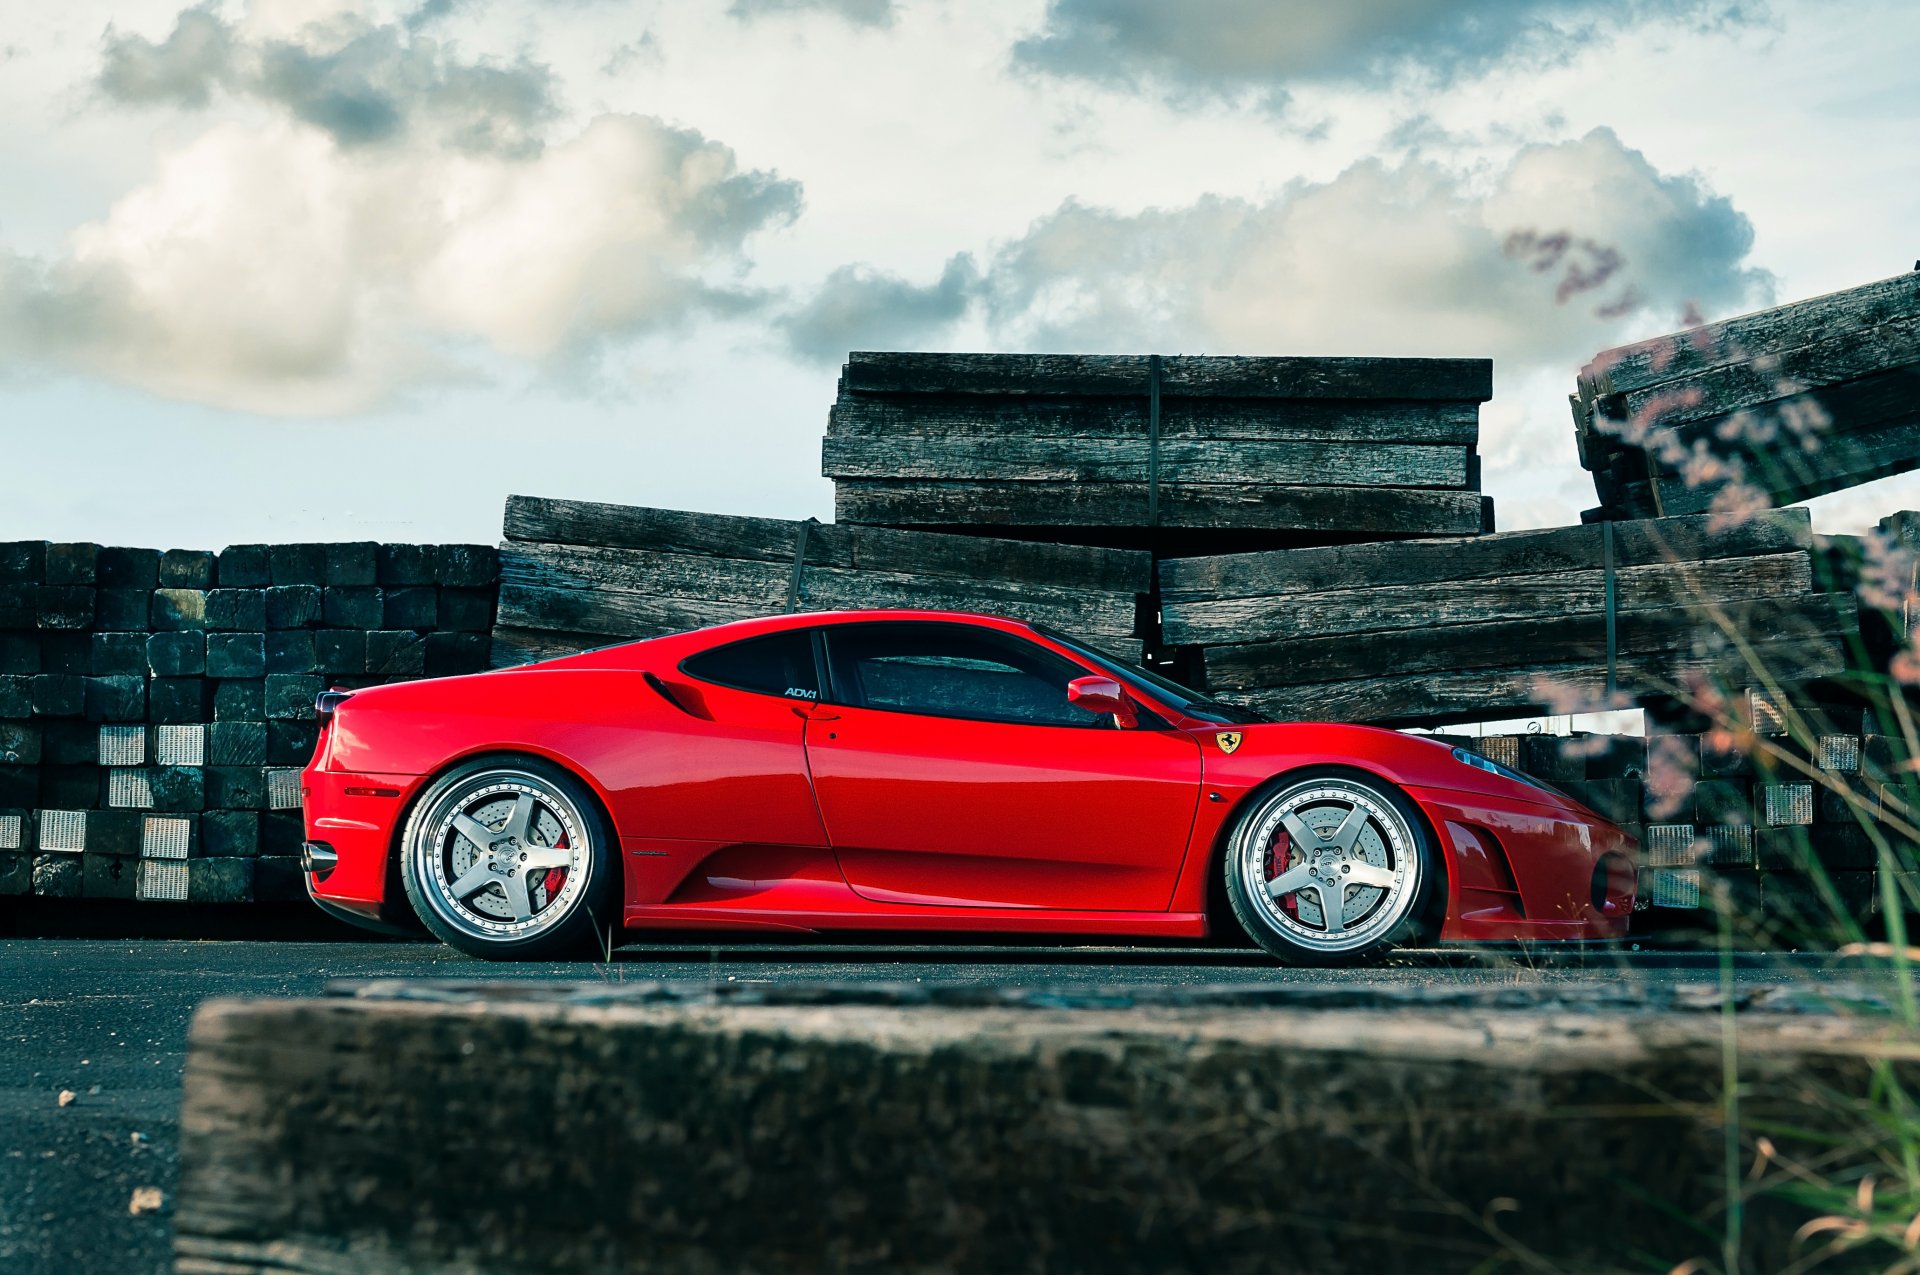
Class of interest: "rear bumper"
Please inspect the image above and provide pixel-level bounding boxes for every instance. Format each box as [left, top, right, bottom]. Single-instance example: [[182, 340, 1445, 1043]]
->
[[300, 764, 428, 924]]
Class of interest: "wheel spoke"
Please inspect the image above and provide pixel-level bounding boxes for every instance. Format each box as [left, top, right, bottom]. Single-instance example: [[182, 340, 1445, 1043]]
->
[[521, 846, 571, 871], [500, 870, 534, 920], [453, 813, 496, 850], [503, 794, 536, 843], [1328, 805, 1370, 853], [1348, 862, 1396, 889], [1264, 862, 1315, 899], [1278, 810, 1319, 849], [447, 861, 497, 899], [1314, 881, 1346, 933]]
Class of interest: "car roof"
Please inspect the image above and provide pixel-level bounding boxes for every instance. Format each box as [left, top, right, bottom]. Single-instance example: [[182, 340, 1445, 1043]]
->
[[518, 609, 1047, 670]]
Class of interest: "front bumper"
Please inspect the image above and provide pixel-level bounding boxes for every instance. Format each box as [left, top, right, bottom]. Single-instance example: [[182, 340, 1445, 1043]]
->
[[1411, 786, 1637, 942]]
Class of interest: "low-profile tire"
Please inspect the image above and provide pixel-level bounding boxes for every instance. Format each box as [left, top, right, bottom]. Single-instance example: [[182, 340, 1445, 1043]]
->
[[1222, 768, 1435, 967], [399, 755, 617, 961]]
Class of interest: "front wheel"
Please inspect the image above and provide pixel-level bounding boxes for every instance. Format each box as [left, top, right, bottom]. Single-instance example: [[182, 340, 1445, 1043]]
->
[[1222, 770, 1435, 966], [399, 756, 616, 960]]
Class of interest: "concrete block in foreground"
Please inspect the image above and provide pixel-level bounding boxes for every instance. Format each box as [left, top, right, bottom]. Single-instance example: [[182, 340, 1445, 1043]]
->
[[173, 982, 1920, 1274]]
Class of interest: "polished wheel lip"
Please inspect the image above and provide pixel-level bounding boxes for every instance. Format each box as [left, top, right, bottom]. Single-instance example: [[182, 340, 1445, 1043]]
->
[[1234, 779, 1418, 955], [413, 771, 592, 944]]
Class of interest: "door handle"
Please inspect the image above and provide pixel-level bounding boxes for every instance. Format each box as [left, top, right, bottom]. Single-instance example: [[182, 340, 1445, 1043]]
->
[[793, 704, 841, 722]]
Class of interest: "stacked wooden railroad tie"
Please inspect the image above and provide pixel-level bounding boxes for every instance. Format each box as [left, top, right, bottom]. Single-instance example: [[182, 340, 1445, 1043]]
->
[[0, 539, 497, 905], [824, 352, 1493, 549], [1574, 270, 1920, 520], [1455, 708, 1912, 932], [491, 495, 1152, 668], [1156, 508, 1854, 726]]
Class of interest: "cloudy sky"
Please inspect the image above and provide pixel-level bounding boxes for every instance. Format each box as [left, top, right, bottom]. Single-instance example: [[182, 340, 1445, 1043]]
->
[[2, 0, 1917, 550]]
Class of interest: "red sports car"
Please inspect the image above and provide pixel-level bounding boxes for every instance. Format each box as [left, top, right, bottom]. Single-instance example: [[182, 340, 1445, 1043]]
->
[[301, 610, 1637, 963]]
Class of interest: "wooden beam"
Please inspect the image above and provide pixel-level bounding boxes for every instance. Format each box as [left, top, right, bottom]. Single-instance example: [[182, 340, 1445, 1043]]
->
[[821, 436, 1471, 488], [1237, 638, 1848, 726], [1158, 509, 1811, 600], [1160, 552, 1814, 646], [835, 481, 1486, 536], [827, 396, 1481, 444], [1199, 593, 1856, 690], [1582, 271, 1920, 402], [841, 352, 1494, 400]]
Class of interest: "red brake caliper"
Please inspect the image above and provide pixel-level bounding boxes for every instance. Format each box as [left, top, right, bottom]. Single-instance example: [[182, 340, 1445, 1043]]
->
[[1264, 825, 1298, 917], [541, 832, 569, 898]]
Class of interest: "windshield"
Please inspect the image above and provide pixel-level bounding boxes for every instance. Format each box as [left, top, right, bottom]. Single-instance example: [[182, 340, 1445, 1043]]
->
[[1035, 626, 1270, 726]]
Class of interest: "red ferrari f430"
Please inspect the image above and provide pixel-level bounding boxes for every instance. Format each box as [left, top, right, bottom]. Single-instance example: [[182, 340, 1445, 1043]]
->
[[301, 610, 1637, 964]]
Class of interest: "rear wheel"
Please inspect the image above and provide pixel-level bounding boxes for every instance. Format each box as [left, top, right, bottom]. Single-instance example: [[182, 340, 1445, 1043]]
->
[[1222, 770, 1434, 966], [400, 756, 616, 960]]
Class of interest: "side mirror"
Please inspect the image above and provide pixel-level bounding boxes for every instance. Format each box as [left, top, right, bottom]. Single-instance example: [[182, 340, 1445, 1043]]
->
[[1066, 675, 1138, 728]]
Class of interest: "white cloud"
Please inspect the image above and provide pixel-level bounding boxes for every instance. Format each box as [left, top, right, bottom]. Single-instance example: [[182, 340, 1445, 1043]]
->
[[0, 112, 799, 413], [979, 128, 1767, 373]]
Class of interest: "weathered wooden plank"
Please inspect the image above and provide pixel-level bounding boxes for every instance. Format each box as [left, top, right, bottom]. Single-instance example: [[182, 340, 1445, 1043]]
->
[[504, 497, 1149, 592], [172, 984, 1891, 1275], [489, 625, 633, 669], [1603, 318, 1920, 433], [498, 586, 769, 642], [503, 542, 789, 605], [1158, 509, 1811, 599], [501, 542, 1139, 636], [835, 481, 1486, 536], [1648, 382, 1920, 516], [842, 352, 1494, 401], [827, 395, 1481, 444], [1199, 593, 1856, 690], [1582, 271, 1920, 401], [500, 573, 1138, 646], [1161, 552, 1814, 646], [821, 436, 1471, 487], [1237, 638, 1847, 726]]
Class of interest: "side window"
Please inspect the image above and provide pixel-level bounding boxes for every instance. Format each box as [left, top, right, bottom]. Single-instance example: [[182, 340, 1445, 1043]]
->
[[681, 631, 819, 701], [827, 623, 1094, 727]]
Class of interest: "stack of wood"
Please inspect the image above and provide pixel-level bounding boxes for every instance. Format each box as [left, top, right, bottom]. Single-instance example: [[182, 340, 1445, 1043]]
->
[[1575, 271, 1920, 520], [1157, 509, 1855, 725], [823, 352, 1493, 549], [0, 538, 497, 907], [492, 495, 1151, 667]]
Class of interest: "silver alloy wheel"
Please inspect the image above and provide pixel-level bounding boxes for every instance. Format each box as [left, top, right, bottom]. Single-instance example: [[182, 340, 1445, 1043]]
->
[[1233, 778, 1420, 955], [411, 769, 593, 944]]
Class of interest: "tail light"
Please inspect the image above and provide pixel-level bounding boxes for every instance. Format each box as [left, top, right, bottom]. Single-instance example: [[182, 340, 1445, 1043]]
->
[[315, 689, 353, 725]]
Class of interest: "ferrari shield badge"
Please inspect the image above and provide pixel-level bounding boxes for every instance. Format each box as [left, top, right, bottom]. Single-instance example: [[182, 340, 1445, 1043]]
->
[[1215, 731, 1243, 754]]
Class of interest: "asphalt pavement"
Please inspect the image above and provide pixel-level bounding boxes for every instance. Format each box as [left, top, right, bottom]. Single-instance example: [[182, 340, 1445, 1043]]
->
[[0, 931, 1900, 1275]]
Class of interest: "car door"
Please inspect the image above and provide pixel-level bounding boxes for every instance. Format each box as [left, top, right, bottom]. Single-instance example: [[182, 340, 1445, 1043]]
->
[[804, 620, 1203, 912]]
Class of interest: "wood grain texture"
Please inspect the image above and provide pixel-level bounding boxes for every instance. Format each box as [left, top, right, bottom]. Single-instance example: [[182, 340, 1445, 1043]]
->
[[1236, 638, 1847, 726], [821, 436, 1471, 487], [504, 496, 1150, 591], [841, 352, 1494, 400], [172, 986, 1886, 1275], [827, 396, 1481, 444], [1582, 271, 1920, 401], [1602, 321, 1920, 435], [1199, 593, 1855, 690], [489, 625, 647, 668], [1158, 509, 1811, 599], [835, 480, 1487, 536], [1648, 381, 1920, 516], [1161, 552, 1814, 646]]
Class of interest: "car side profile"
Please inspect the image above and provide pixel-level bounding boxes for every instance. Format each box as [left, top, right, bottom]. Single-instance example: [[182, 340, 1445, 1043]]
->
[[301, 610, 1637, 964]]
